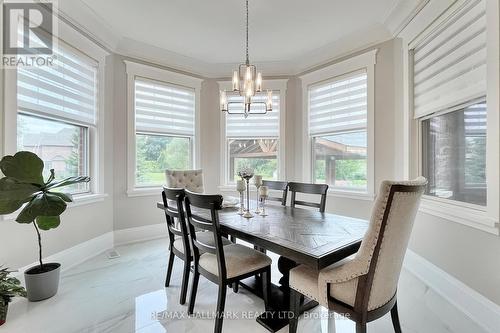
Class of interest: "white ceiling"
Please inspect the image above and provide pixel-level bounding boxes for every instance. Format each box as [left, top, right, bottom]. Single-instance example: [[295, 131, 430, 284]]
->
[[60, 0, 422, 76]]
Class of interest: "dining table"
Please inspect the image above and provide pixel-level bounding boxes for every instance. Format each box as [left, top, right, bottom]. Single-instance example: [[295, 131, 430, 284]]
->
[[157, 200, 368, 332]]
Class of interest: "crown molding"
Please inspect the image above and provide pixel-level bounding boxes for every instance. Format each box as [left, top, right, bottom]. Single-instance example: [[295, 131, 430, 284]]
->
[[53, 0, 430, 78], [384, 0, 431, 36]]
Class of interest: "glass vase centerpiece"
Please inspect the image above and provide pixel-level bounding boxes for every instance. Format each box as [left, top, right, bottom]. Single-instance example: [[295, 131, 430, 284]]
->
[[236, 179, 246, 215], [237, 167, 254, 218]]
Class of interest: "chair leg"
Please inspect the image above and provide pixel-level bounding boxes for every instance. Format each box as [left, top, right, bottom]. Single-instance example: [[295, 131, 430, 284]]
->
[[214, 283, 227, 333], [164, 251, 175, 287], [356, 322, 367, 333], [289, 288, 301, 333], [179, 259, 190, 305], [232, 282, 239, 293], [188, 269, 200, 315], [391, 301, 402, 333], [262, 267, 271, 311]]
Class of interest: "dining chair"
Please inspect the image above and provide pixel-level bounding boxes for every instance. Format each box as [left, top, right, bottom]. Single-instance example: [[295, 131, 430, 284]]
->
[[287, 182, 329, 212], [161, 187, 231, 305], [288, 178, 427, 333], [165, 169, 204, 193], [184, 190, 272, 333], [262, 180, 288, 205]]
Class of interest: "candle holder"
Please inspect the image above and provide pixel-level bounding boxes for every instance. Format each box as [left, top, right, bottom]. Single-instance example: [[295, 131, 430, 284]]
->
[[254, 185, 261, 214], [236, 180, 246, 215], [238, 168, 254, 219], [259, 195, 268, 216], [254, 175, 263, 214]]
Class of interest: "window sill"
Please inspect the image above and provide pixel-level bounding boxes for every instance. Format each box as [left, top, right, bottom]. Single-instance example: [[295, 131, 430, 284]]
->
[[69, 193, 108, 207], [127, 187, 162, 197], [327, 189, 375, 201], [419, 196, 499, 235], [0, 193, 109, 221]]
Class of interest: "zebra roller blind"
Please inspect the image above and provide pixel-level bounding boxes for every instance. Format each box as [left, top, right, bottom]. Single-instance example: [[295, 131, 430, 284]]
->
[[17, 39, 98, 126], [308, 69, 367, 136], [225, 92, 280, 138], [412, 0, 486, 118], [134, 78, 195, 136]]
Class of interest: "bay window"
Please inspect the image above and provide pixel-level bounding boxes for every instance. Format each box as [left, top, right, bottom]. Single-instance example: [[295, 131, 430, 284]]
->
[[133, 78, 195, 187], [16, 39, 98, 194], [224, 92, 281, 183], [412, 0, 487, 207], [309, 70, 368, 191]]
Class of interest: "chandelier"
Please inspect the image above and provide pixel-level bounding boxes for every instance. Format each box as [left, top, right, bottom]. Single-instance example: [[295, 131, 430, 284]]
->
[[219, 0, 273, 118]]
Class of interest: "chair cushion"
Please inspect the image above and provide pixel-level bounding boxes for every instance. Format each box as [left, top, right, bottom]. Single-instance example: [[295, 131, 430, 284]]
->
[[173, 232, 231, 255], [290, 256, 358, 308], [199, 244, 272, 279]]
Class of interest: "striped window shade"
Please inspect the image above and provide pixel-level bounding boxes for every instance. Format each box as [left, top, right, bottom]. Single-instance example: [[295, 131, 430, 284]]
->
[[134, 78, 195, 136], [413, 0, 486, 119], [17, 40, 98, 126], [225, 92, 280, 138], [465, 100, 487, 135], [308, 70, 367, 136]]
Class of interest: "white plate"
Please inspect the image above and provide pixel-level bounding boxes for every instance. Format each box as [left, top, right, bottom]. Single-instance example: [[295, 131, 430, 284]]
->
[[222, 196, 239, 208]]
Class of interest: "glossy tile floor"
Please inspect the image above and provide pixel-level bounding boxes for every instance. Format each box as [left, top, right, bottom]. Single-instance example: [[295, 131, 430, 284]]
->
[[3, 238, 487, 333]]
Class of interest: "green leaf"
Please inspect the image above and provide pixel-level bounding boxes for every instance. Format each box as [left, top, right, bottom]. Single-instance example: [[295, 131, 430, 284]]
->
[[0, 178, 40, 214], [0, 151, 44, 185], [35, 216, 60, 230], [45, 176, 90, 190], [50, 192, 73, 202], [16, 193, 67, 224]]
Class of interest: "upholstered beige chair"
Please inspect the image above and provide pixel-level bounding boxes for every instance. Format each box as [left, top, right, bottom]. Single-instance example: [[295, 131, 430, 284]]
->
[[289, 178, 427, 333], [165, 169, 204, 193]]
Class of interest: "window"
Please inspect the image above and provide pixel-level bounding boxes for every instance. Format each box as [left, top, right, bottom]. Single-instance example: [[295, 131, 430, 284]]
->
[[413, 0, 487, 206], [134, 78, 195, 187], [309, 70, 368, 191], [422, 101, 486, 206], [225, 92, 280, 183], [16, 39, 98, 194]]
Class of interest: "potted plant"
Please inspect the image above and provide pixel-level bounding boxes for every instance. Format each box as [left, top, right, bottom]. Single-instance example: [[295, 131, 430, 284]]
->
[[0, 266, 27, 326], [0, 151, 90, 301]]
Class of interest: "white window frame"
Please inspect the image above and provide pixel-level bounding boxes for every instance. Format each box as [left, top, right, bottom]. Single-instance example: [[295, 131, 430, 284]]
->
[[218, 79, 287, 188], [1, 17, 109, 207], [300, 50, 376, 199], [125, 61, 202, 197], [400, 0, 499, 234]]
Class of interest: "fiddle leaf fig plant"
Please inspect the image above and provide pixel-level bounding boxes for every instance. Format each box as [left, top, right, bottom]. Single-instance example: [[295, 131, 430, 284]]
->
[[0, 151, 90, 271]]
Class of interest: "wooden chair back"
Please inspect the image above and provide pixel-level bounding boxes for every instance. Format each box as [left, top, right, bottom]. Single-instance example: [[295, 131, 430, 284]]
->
[[161, 187, 189, 255], [262, 180, 288, 205], [287, 182, 329, 212], [184, 190, 228, 279]]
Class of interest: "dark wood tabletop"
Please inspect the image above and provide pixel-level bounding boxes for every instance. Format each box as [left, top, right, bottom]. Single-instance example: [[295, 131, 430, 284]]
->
[[157, 201, 368, 270]]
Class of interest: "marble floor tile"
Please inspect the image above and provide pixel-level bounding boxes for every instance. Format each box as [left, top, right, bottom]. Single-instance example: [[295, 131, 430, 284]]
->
[[2, 238, 482, 333]]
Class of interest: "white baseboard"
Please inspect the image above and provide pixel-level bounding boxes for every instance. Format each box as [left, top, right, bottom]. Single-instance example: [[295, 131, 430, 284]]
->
[[404, 250, 500, 333], [113, 223, 167, 246], [14, 231, 114, 280]]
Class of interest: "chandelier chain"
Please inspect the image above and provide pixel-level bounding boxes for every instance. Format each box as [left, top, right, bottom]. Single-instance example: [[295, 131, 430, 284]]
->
[[245, 0, 249, 65]]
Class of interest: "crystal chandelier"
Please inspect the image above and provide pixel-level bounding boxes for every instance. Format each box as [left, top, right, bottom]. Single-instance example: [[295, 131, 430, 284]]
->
[[220, 0, 273, 118]]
